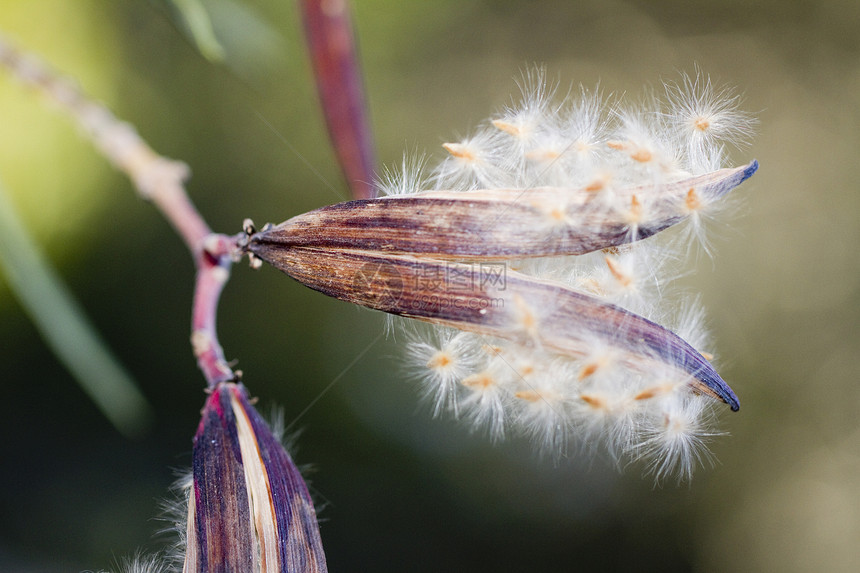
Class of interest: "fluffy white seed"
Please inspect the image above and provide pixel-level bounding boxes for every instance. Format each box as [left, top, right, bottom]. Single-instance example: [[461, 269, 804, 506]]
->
[[382, 69, 753, 480]]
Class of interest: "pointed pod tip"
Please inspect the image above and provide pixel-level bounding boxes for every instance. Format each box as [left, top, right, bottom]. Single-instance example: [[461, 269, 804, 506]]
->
[[693, 366, 740, 412], [741, 159, 759, 183], [713, 376, 741, 412]]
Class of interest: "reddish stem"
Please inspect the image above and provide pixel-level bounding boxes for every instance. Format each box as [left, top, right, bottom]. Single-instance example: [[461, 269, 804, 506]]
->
[[300, 0, 376, 200], [191, 235, 236, 387], [149, 178, 212, 255], [146, 178, 239, 388]]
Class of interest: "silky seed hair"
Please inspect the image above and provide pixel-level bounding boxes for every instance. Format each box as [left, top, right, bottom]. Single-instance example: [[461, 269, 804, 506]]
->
[[382, 69, 755, 481]]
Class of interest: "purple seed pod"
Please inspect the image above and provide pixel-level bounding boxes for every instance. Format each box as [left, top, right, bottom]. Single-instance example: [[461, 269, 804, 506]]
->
[[185, 382, 327, 572]]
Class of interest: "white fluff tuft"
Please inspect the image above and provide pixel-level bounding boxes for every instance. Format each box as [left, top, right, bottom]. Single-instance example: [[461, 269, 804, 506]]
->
[[378, 68, 753, 481], [663, 70, 757, 175]]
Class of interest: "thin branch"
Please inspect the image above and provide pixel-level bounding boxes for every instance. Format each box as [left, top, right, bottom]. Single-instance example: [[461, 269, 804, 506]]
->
[[0, 33, 238, 389], [191, 235, 240, 387]]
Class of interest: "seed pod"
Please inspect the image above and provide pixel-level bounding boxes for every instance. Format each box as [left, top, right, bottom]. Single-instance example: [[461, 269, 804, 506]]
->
[[252, 161, 757, 261], [186, 382, 327, 573], [243, 71, 758, 480], [242, 245, 739, 411]]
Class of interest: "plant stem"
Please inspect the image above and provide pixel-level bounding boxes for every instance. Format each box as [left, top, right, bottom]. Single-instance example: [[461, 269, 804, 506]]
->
[[0, 33, 240, 388]]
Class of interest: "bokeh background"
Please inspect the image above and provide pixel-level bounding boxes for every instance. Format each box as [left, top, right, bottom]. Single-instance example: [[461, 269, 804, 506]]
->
[[1, 0, 858, 571]]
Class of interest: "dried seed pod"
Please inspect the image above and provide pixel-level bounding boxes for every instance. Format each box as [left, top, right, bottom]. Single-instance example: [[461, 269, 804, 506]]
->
[[242, 245, 738, 411], [253, 161, 757, 261], [244, 70, 759, 480], [186, 382, 327, 573]]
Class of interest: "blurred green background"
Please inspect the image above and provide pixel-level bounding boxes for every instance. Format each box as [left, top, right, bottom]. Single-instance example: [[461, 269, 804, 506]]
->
[[1, 0, 859, 571]]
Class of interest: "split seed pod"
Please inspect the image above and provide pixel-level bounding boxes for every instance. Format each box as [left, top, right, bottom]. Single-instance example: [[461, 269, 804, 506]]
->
[[244, 72, 758, 479], [245, 162, 756, 408]]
